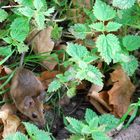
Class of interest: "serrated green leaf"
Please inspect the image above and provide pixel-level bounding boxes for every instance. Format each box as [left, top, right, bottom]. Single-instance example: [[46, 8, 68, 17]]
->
[[96, 34, 121, 64], [85, 109, 98, 124], [18, 7, 34, 17], [66, 117, 85, 134], [35, 13, 45, 30], [115, 6, 140, 28], [4, 132, 28, 140], [47, 79, 62, 92], [81, 125, 91, 134], [35, 130, 52, 140], [66, 43, 89, 60], [23, 122, 51, 140], [67, 87, 76, 98], [120, 55, 138, 76], [106, 22, 122, 32], [89, 117, 99, 129], [99, 114, 119, 132], [0, 46, 12, 56], [51, 24, 62, 41], [85, 65, 103, 86], [92, 131, 110, 140], [33, 0, 43, 10], [89, 22, 105, 32], [94, 0, 116, 21], [68, 135, 85, 140], [15, 0, 33, 7], [123, 35, 140, 51], [44, 7, 55, 16], [69, 24, 90, 39], [112, 0, 136, 9], [0, 9, 8, 22], [17, 43, 29, 53], [83, 55, 99, 63], [10, 17, 29, 42]]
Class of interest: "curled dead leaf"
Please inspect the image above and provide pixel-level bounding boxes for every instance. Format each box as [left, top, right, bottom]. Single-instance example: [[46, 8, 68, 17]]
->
[[28, 27, 57, 70], [0, 104, 20, 138], [88, 67, 135, 117], [88, 84, 112, 113], [108, 67, 135, 117]]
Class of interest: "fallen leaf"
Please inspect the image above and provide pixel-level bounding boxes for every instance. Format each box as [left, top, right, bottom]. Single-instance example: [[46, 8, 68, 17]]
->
[[28, 27, 57, 70], [0, 103, 20, 138], [88, 66, 136, 117], [108, 67, 135, 117], [88, 84, 112, 113]]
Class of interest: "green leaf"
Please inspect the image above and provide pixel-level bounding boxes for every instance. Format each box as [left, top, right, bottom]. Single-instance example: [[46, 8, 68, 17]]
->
[[106, 22, 122, 32], [66, 43, 88, 60], [68, 135, 85, 140], [66, 87, 76, 98], [69, 24, 90, 39], [123, 35, 140, 51], [92, 131, 110, 140], [85, 108, 98, 124], [0, 30, 9, 39], [35, 13, 45, 29], [44, 7, 55, 16], [17, 43, 29, 53], [120, 55, 138, 76], [15, 0, 33, 7], [4, 132, 28, 140], [10, 17, 30, 42], [99, 114, 119, 132], [0, 9, 8, 22], [33, 0, 43, 10], [0, 46, 12, 56], [94, 0, 116, 21], [51, 24, 62, 41], [81, 125, 91, 134], [89, 22, 105, 32], [47, 79, 62, 92], [23, 122, 51, 140], [89, 117, 99, 129], [112, 0, 136, 9], [83, 55, 99, 63], [66, 117, 85, 134], [76, 65, 103, 86], [96, 34, 121, 64], [18, 7, 34, 17]]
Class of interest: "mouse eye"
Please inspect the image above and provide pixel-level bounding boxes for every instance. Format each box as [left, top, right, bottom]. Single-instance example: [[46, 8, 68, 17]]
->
[[32, 113, 38, 118], [43, 109, 45, 114]]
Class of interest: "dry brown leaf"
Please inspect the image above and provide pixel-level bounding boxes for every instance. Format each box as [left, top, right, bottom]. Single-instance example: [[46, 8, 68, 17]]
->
[[0, 104, 20, 138], [28, 27, 57, 70], [88, 67, 135, 118], [108, 67, 135, 117], [88, 84, 112, 113]]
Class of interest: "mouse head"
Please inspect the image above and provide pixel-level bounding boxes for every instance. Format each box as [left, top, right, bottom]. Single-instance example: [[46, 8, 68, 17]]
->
[[22, 91, 46, 127]]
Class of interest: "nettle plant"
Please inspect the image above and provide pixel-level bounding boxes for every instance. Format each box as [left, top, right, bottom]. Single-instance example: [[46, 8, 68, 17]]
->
[[0, 0, 56, 65], [48, 0, 140, 97], [4, 122, 53, 140], [65, 108, 119, 140]]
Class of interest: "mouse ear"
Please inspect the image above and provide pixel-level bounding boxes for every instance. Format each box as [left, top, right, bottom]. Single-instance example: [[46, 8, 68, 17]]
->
[[37, 91, 46, 101], [24, 96, 35, 109]]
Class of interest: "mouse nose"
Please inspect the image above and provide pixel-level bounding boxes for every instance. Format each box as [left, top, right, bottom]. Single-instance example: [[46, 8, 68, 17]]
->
[[38, 120, 46, 129]]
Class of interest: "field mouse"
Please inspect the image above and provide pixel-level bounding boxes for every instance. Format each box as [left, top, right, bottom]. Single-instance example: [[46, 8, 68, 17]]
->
[[10, 53, 46, 127]]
